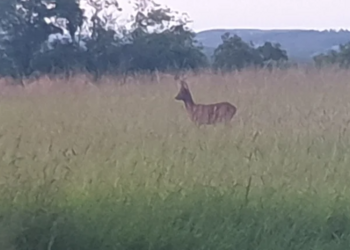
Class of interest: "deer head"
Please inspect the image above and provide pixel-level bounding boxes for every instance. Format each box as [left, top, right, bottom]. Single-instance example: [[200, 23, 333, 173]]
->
[[174, 79, 194, 105], [174, 73, 237, 126]]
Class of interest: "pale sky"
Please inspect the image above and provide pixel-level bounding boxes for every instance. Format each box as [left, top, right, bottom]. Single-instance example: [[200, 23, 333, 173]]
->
[[158, 0, 350, 32]]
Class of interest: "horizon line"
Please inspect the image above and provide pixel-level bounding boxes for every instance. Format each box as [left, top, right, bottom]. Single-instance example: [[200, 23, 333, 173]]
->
[[193, 27, 350, 33]]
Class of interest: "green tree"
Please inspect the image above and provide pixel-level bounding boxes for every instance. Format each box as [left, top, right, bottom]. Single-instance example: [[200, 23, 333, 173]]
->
[[31, 39, 86, 77], [257, 42, 289, 69], [80, 0, 208, 79], [212, 32, 263, 72], [0, 0, 208, 80], [213, 33, 289, 72], [123, 3, 208, 74], [0, 0, 84, 77], [313, 42, 350, 69]]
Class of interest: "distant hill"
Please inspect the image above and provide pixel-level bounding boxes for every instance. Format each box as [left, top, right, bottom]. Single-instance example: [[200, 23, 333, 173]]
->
[[195, 29, 350, 62]]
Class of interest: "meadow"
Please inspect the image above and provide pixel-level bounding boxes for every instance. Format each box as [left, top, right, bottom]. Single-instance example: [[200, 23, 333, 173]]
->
[[1, 68, 350, 250]]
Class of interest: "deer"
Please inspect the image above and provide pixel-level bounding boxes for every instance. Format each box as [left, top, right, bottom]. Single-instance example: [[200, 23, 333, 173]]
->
[[174, 75, 237, 126]]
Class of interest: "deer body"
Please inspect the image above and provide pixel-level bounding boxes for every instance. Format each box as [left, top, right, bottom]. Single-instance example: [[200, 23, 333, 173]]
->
[[175, 79, 237, 126]]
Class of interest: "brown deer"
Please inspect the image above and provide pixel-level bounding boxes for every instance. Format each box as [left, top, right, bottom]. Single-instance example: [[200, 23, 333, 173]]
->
[[174, 75, 237, 126]]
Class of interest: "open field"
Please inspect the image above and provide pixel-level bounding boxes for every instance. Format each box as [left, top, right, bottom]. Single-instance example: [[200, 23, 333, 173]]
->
[[1, 69, 350, 250]]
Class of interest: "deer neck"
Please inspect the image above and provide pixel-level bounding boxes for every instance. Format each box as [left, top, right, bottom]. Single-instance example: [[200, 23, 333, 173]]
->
[[183, 94, 195, 111]]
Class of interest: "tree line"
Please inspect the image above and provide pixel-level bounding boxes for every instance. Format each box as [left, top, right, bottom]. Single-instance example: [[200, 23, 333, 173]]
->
[[313, 43, 350, 69], [0, 0, 348, 82]]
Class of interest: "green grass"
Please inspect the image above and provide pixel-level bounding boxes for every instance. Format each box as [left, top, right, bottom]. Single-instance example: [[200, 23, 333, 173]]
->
[[1, 69, 350, 250]]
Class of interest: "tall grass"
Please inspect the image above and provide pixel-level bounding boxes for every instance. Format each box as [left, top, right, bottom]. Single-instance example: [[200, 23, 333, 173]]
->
[[1, 68, 350, 250]]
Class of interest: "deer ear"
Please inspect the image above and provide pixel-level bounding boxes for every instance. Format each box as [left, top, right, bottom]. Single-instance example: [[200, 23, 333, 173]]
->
[[180, 74, 187, 82], [181, 80, 189, 89]]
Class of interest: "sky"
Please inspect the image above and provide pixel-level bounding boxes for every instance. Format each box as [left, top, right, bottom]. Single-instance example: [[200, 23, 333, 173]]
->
[[156, 0, 350, 32]]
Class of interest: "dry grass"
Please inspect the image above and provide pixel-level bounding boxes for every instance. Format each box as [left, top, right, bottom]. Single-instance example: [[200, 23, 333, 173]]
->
[[1, 68, 350, 250]]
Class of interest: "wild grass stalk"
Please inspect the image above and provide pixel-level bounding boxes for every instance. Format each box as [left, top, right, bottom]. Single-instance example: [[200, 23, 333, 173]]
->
[[1, 68, 350, 249]]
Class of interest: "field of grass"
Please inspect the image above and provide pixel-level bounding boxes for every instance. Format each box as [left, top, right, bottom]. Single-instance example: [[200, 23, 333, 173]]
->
[[1, 69, 350, 250]]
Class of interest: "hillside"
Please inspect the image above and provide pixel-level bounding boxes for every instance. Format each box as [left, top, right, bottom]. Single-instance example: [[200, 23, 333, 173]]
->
[[196, 29, 350, 62]]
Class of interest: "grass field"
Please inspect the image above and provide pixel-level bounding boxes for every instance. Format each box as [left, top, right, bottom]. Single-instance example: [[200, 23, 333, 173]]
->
[[1, 68, 350, 250]]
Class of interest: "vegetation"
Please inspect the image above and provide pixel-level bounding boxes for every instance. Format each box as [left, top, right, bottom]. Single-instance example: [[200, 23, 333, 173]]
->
[[0, 0, 293, 80], [0, 0, 209, 79], [213, 33, 288, 71], [196, 29, 350, 62], [1, 1, 350, 250], [313, 42, 350, 68], [1, 1, 349, 78], [1, 69, 350, 250]]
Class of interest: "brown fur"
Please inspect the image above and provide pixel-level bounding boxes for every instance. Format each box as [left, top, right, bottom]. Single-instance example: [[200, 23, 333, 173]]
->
[[175, 77, 237, 126]]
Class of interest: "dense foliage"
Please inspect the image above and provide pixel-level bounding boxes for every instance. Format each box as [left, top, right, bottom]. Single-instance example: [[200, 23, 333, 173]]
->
[[0, 0, 294, 80], [212, 33, 288, 72], [0, 0, 210, 79], [313, 42, 350, 68], [3, 0, 348, 80], [197, 29, 350, 63]]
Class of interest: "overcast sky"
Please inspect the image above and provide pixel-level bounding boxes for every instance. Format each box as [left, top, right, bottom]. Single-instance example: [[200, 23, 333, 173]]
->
[[158, 0, 350, 31]]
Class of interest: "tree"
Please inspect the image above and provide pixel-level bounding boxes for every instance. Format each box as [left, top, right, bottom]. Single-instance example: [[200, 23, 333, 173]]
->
[[78, 0, 208, 79], [212, 32, 263, 72], [0, 0, 84, 77], [257, 42, 288, 69], [0, 0, 208, 80], [212, 32, 289, 72], [123, 1, 208, 74], [313, 42, 350, 69]]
